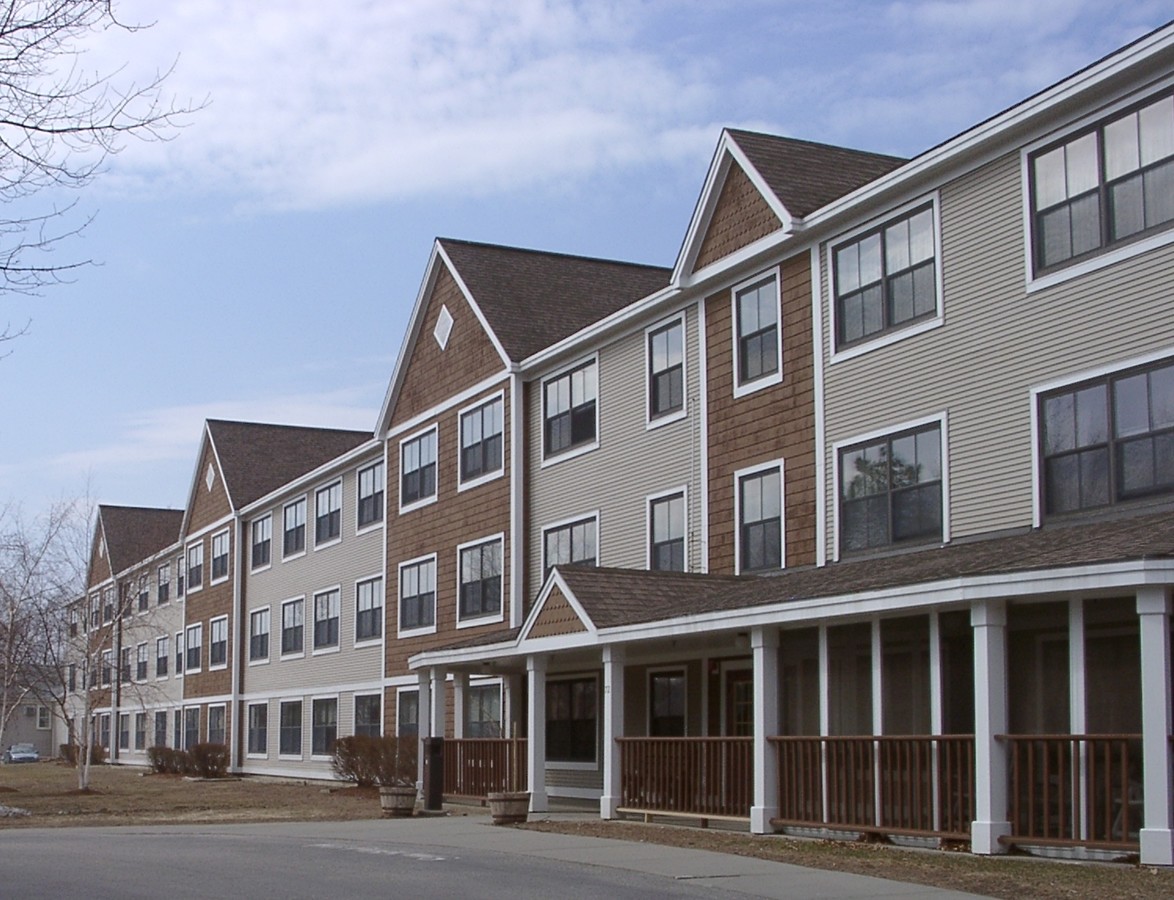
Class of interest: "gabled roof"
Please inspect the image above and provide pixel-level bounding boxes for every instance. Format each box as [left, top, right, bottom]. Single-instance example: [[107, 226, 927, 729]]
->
[[438, 239, 671, 363], [204, 419, 372, 511], [97, 505, 183, 577], [726, 130, 906, 219]]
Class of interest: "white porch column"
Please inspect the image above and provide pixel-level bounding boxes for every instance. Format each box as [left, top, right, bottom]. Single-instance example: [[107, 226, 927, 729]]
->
[[601, 644, 626, 819], [971, 599, 1010, 854], [430, 668, 445, 738], [453, 671, 469, 739], [1137, 586, 1174, 866], [751, 626, 780, 833], [527, 654, 548, 812], [416, 669, 432, 791]]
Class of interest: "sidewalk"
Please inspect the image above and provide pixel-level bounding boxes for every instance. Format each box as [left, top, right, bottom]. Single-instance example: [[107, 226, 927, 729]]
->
[[261, 808, 992, 899]]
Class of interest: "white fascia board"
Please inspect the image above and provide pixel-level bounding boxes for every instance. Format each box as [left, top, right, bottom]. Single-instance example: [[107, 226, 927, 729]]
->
[[801, 24, 1174, 239], [238, 438, 382, 517], [518, 569, 597, 642], [112, 541, 183, 584], [179, 422, 217, 535], [435, 242, 514, 372]]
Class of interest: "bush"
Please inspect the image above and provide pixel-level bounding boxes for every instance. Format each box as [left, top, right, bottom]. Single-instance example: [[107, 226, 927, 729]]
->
[[60, 742, 107, 767], [60, 743, 76, 766], [189, 742, 229, 778], [333, 735, 417, 787], [89, 744, 107, 766], [147, 746, 188, 775]]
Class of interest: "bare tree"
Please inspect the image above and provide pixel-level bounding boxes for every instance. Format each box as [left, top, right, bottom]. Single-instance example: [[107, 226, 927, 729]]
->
[[0, 0, 196, 348]]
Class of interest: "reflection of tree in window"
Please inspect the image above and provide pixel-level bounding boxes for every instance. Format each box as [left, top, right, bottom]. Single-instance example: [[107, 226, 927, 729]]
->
[[547, 678, 596, 762], [841, 425, 941, 552], [650, 671, 685, 737]]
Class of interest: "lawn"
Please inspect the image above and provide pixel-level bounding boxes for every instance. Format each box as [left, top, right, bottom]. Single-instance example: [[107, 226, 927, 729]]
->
[[4, 762, 1174, 899]]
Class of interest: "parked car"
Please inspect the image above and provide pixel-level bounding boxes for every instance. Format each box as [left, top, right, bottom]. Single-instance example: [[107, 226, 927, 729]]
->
[[2, 743, 40, 763]]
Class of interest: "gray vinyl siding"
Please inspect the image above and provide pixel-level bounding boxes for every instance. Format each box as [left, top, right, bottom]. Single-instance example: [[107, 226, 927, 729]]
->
[[528, 305, 703, 600], [820, 149, 1174, 559], [242, 453, 385, 694]]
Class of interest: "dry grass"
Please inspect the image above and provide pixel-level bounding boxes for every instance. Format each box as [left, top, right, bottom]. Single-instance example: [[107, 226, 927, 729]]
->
[[522, 819, 1174, 900], [5, 763, 1174, 899], [0, 760, 380, 827]]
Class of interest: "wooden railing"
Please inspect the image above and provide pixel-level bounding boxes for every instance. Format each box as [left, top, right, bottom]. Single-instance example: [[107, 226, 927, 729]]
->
[[769, 735, 975, 841], [1000, 734, 1142, 849], [617, 737, 753, 819], [442, 738, 527, 800]]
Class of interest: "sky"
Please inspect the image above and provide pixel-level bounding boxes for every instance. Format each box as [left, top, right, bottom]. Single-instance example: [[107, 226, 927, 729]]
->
[[0, 0, 1170, 519]]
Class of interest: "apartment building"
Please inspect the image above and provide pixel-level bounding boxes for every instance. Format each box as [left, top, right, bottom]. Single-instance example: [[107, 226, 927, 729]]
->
[[68, 23, 1174, 867]]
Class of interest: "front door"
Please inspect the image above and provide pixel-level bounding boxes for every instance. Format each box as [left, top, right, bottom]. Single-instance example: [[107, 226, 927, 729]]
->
[[724, 668, 753, 736]]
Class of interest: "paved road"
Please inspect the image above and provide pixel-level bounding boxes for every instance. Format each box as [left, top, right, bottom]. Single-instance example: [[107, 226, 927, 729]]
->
[[0, 816, 990, 899]]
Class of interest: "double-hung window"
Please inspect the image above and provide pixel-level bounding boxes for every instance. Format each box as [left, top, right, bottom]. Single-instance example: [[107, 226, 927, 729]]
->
[[251, 515, 272, 569], [186, 542, 203, 592], [355, 577, 382, 642], [543, 359, 597, 458], [208, 706, 226, 745], [399, 557, 435, 632], [649, 491, 686, 572], [357, 461, 384, 529], [183, 709, 199, 750], [401, 428, 437, 507], [738, 465, 783, 572], [313, 589, 340, 650], [465, 684, 501, 738], [157, 564, 170, 605], [546, 677, 597, 763], [154, 711, 167, 748], [1031, 90, 1174, 274], [156, 636, 169, 678], [209, 617, 228, 668], [282, 598, 304, 655], [397, 691, 419, 738], [649, 670, 686, 737], [315, 482, 342, 546], [460, 396, 504, 483], [648, 317, 684, 420], [279, 701, 302, 756], [311, 698, 337, 756], [247, 703, 268, 756], [734, 274, 780, 389], [250, 608, 270, 661], [1040, 357, 1174, 515], [137, 575, 149, 612], [839, 423, 943, 553], [136, 643, 149, 681], [833, 205, 936, 348], [354, 695, 381, 738], [135, 712, 147, 750], [458, 538, 502, 622], [283, 498, 306, 558], [174, 631, 184, 675], [185, 624, 202, 673], [211, 530, 229, 581], [176, 556, 185, 598], [543, 516, 597, 576]]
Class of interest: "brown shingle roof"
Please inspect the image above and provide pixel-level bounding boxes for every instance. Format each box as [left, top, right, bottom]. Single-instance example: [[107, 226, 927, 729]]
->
[[99, 505, 183, 575], [439, 239, 671, 362], [206, 420, 372, 510], [727, 129, 907, 218]]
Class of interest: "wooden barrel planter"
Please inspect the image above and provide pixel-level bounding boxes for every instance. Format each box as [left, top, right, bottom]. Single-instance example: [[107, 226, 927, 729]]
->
[[379, 785, 418, 818], [487, 791, 530, 825]]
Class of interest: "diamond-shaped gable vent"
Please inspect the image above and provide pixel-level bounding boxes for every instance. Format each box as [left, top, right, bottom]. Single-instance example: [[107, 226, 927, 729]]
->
[[434, 305, 453, 350], [205, 463, 215, 492]]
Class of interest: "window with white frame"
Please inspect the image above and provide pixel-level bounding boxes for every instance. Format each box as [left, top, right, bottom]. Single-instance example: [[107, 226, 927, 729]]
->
[[183, 708, 199, 750], [250, 607, 270, 661], [211, 530, 229, 581], [1039, 356, 1174, 515], [357, 461, 384, 528], [154, 711, 167, 748], [174, 631, 183, 676], [279, 700, 302, 756], [185, 623, 202, 672], [120, 646, 131, 683], [649, 669, 685, 737], [208, 705, 226, 745], [465, 683, 501, 737], [400, 428, 437, 507], [311, 697, 337, 756], [354, 694, 381, 738], [397, 690, 419, 738], [839, 422, 943, 553], [281, 598, 304, 655], [137, 574, 149, 612], [118, 713, 129, 750], [136, 642, 149, 681], [738, 465, 782, 572], [833, 204, 936, 348], [543, 516, 597, 576], [156, 636, 169, 678], [251, 515, 272, 569], [355, 577, 382, 642], [313, 589, 340, 650], [648, 317, 684, 420], [157, 563, 170, 604], [460, 395, 504, 483], [458, 537, 502, 622], [734, 274, 779, 388], [209, 617, 228, 667], [101, 649, 112, 686], [135, 712, 147, 750], [543, 359, 597, 458], [649, 491, 686, 572], [176, 556, 185, 598], [37, 706, 50, 730], [283, 497, 306, 558], [103, 586, 114, 622], [546, 676, 597, 763], [247, 703, 268, 755], [399, 557, 435, 632], [186, 542, 203, 591], [315, 481, 342, 546], [1030, 89, 1174, 274]]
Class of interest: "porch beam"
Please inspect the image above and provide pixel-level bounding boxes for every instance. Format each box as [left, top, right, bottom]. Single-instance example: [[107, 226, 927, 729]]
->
[[751, 627, 779, 833], [527, 654, 548, 812], [601, 644, 625, 819], [971, 599, 1010, 854], [1137, 586, 1174, 866]]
